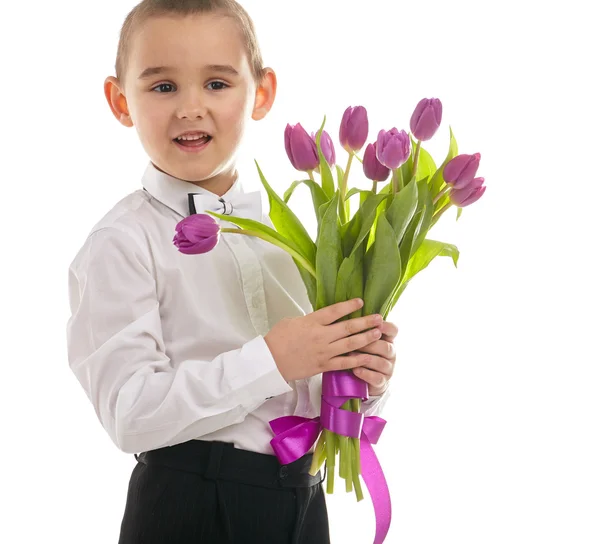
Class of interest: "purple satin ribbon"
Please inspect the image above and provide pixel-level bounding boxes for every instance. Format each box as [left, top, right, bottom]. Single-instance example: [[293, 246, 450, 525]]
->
[[269, 370, 391, 544]]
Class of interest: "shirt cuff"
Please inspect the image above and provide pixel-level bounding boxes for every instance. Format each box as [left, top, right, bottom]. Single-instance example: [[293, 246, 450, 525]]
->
[[360, 384, 392, 417], [231, 335, 293, 407]]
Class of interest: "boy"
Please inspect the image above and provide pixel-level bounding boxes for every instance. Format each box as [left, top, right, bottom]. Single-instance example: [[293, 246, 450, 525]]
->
[[66, 1, 396, 542]]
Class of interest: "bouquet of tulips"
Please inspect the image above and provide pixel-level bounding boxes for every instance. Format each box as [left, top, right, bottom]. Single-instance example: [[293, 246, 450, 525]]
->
[[173, 98, 485, 543]]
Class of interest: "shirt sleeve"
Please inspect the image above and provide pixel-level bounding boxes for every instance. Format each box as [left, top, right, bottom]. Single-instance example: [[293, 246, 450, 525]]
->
[[359, 383, 392, 417], [66, 227, 292, 454]]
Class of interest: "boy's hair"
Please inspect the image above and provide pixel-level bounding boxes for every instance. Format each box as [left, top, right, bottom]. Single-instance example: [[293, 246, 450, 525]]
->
[[115, 0, 266, 87]]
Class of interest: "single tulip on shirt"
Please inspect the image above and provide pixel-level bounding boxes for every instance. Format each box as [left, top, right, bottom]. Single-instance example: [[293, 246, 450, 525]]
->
[[339, 106, 369, 152], [443, 153, 481, 190], [363, 142, 391, 182], [284, 123, 320, 171], [173, 213, 220, 254], [376, 128, 411, 170], [409, 98, 443, 141]]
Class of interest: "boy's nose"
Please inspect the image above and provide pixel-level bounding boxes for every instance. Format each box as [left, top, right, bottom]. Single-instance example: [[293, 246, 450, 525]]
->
[[176, 94, 208, 119]]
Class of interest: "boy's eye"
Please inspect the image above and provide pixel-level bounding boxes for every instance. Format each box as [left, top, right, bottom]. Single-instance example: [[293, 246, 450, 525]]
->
[[152, 83, 174, 93], [207, 81, 228, 91], [151, 81, 229, 93]]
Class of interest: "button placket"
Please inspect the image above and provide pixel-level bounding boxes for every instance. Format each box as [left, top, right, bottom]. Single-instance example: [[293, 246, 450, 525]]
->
[[224, 233, 269, 336]]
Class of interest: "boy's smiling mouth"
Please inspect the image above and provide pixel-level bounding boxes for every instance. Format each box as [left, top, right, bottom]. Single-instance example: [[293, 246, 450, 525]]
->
[[173, 130, 213, 151]]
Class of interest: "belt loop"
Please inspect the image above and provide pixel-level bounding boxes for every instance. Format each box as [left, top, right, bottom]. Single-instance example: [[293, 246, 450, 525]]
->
[[204, 441, 225, 481]]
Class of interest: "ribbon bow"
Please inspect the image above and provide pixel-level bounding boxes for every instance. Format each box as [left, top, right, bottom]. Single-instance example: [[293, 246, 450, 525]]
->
[[188, 190, 263, 222], [269, 371, 392, 544]]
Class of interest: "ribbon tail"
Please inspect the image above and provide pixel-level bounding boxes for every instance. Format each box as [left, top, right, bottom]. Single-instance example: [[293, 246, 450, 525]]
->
[[360, 439, 392, 544]]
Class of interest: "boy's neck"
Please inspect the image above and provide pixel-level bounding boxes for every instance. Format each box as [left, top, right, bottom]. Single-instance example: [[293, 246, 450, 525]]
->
[[187, 174, 237, 197], [154, 163, 238, 197]]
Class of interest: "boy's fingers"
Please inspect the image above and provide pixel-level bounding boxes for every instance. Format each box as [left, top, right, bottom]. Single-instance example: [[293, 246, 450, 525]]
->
[[355, 339, 395, 361], [314, 298, 363, 325], [377, 320, 398, 342], [352, 367, 388, 389]]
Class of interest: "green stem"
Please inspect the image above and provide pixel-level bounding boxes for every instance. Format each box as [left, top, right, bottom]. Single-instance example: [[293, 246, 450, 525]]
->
[[339, 153, 354, 224], [309, 430, 326, 476], [391, 170, 398, 195], [308, 170, 316, 181], [221, 228, 317, 278], [433, 184, 451, 205], [411, 140, 422, 179], [325, 429, 336, 494], [352, 150, 363, 164], [430, 201, 453, 228], [349, 398, 364, 500], [371, 180, 377, 193]]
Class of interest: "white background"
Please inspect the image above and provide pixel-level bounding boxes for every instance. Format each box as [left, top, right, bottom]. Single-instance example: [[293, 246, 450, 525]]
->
[[1, 0, 598, 542]]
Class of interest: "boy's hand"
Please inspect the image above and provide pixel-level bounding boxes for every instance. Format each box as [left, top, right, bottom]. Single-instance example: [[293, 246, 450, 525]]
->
[[351, 320, 398, 396], [265, 298, 385, 382]]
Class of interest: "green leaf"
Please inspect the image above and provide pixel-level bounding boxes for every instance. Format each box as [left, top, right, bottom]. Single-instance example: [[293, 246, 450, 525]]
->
[[283, 178, 329, 222], [206, 211, 316, 278], [335, 250, 364, 319], [340, 192, 388, 257], [315, 117, 335, 199], [336, 165, 344, 191], [381, 281, 408, 320], [254, 160, 316, 264], [297, 266, 317, 310], [315, 192, 342, 309], [410, 179, 434, 258], [398, 178, 433, 271], [403, 238, 459, 284], [345, 187, 362, 201], [363, 213, 402, 316], [456, 207, 463, 221], [350, 193, 389, 257], [385, 177, 419, 246], [429, 126, 459, 215], [283, 179, 310, 203]]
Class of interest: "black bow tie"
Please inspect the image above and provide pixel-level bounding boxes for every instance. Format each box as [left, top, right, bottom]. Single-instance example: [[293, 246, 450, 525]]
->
[[187, 190, 263, 222]]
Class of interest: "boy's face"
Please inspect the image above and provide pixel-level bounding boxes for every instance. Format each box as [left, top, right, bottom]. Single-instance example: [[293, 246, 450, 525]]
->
[[105, 14, 275, 193]]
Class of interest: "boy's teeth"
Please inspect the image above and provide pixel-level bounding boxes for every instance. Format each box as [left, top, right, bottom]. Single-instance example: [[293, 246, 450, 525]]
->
[[177, 134, 209, 141]]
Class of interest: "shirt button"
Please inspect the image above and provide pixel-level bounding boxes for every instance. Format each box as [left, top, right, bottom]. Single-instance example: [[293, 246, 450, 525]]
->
[[279, 466, 288, 479]]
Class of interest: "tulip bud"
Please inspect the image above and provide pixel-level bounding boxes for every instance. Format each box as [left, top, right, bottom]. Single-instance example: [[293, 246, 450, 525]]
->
[[443, 153, 481, 190], [311, 130, 336, 167], [450, 177, 486, 207], [410, 98, 442, 141], [173, 214, 220, 254], [363, 142, 390, 182], [284, 123, 319, 171], [339, 106, 369, 152], [375, 128, 411, 170]]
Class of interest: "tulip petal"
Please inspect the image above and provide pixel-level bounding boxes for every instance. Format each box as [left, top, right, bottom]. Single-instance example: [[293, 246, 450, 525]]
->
[[460, 185, 486, 207]]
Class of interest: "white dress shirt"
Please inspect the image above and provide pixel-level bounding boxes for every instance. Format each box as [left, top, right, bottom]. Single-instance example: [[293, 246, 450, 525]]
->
[[66, 161, 391, 455]]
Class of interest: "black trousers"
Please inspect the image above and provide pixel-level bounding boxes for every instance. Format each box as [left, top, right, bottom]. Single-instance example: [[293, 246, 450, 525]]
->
[[118, 440, 330, 544]]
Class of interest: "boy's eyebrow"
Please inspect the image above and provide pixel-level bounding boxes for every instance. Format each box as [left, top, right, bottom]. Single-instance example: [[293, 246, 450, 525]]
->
[[137, 64, 240, 80]]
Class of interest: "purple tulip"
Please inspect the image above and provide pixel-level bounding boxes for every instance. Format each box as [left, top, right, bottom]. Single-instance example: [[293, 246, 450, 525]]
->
[[410, 98, 442, 141], [285, 123, 319, 171], [311, 130, 336, 167], [376, 128, 411, 170], [173, 214, 220, 254], [363, 142, 390, 182], [339, 106, 369, 151], [443, 153, 481, 190], [450, 177, 486, 207]]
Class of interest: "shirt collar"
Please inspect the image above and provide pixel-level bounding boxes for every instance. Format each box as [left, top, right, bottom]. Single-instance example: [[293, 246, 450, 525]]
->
[[141, 161, 245, 218]]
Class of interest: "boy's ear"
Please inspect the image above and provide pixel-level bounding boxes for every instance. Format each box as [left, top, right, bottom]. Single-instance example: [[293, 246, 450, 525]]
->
[[251, 68, 277, 121], [104, 76, 133, 127]]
